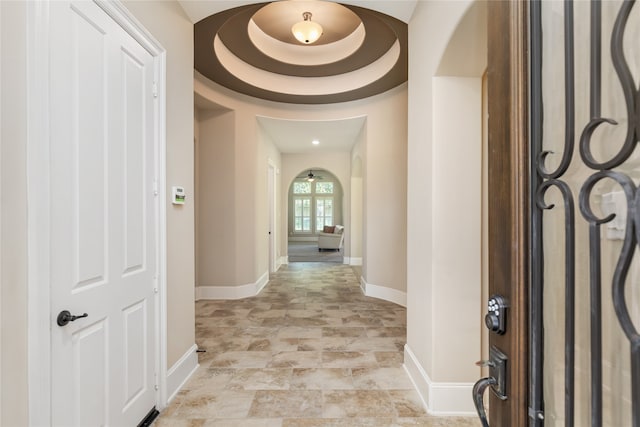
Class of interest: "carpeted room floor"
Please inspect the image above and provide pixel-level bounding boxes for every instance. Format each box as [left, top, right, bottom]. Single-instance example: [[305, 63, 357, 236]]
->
[[287, 242, 344, 263]]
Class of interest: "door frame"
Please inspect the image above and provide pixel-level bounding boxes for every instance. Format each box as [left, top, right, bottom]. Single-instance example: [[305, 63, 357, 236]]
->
[[268, 159, 277, 274], [25, 1, 168, 424], [486, 0, 529, 425]]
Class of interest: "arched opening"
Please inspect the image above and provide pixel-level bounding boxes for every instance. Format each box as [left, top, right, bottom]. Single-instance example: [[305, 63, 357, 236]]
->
[[405, 0, 489, 415], [286, 168, 345, 263], [430, 0, 488, 407]]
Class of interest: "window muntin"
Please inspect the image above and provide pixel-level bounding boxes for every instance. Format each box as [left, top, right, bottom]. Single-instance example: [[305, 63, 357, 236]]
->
[[315, 182, 334, 194], [292, 177, 336, 233], [294, 197, 312, 232], [315, 198, 334, 231], [293, 182, 311, 194]]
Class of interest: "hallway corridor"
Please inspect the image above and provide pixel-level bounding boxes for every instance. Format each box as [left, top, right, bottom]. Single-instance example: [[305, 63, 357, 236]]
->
[[156, 264, 479, 426]]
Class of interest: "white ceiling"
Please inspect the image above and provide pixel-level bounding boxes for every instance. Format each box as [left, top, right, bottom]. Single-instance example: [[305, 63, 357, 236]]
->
[[257, 115, 366, 154], [178, 0, 418, 24], [195, 94, 366, 154]]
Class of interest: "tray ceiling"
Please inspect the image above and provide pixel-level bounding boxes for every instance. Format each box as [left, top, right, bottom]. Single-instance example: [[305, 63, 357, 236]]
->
[[193, 1, 409, 104]]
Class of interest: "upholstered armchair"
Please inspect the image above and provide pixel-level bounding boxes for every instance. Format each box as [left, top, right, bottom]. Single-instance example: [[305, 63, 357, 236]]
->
[[317, 225, 344, 251]]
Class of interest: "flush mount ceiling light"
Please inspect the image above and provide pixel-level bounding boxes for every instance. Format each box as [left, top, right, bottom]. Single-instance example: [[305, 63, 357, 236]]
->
[[312, 139, 320, 145], [292, 11, 323, 44]]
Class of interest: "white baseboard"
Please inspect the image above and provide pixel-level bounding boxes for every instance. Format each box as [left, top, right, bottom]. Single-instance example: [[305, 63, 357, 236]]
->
[[166, 344, 199, 403], [359, 276, 407, 307], [278, 256, 288, 266], [348, 257, 362, 266], [195, 270, 269, 300], [255, 270, 269, 294], [403, 344, 477, 416]]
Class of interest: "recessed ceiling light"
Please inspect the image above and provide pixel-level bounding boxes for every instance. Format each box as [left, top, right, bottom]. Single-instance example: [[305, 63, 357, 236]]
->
[[312, 139, 320, 145]]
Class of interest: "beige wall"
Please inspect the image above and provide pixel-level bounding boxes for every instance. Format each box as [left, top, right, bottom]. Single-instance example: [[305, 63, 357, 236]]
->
[[194, 108, 200, 283], [406, 0, 487, 407], [351, 129, 366, 265], [0, 2, 29, 425], [362, 90, 407, 291], [197, 109, 237, 286], [123, 0, 195, 368], [195, 103, 286, 288], [256, 125, 283, 274], [431, 76, 482, 381], [195, 76, 407, 294]]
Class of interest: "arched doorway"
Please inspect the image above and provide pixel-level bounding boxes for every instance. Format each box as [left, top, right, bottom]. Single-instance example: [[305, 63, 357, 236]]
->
[[287, 168, 345, 263]]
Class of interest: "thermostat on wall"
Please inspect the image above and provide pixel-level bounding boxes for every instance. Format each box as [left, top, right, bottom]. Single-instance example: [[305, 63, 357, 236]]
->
[[172, 186, 185, 205]]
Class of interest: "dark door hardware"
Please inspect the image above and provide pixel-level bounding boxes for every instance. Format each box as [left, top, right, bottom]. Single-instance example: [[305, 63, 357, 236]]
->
[[57, 310, 88, 326], [485, 295, 508, 335], [473, 346, 508, 427], [473, 376, 496, 427]]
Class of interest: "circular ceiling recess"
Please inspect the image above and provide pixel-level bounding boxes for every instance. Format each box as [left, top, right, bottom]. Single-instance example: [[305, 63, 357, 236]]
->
[[194, 1, 408, 105]]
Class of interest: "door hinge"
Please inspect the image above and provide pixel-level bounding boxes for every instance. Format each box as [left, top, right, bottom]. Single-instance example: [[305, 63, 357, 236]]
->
[[154, 384, 159, 391], [152, 81, 158, 98], [153, 180, 158, 196]]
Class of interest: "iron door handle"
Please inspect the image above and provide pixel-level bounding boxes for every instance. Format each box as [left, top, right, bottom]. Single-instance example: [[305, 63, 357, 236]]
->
[[472, 346, 508, 427], [57, 310, 88, 326], [473, 376, 497, 427]]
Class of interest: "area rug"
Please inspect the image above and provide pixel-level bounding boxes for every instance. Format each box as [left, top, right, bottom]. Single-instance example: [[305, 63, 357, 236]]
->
[[288, 242, 343, 263]]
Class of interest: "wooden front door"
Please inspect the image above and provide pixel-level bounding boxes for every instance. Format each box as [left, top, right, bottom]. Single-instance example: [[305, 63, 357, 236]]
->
[[481, 1, 529, 426]]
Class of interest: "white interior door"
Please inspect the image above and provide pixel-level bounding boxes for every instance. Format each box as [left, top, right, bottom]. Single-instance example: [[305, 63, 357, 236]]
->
[[49, 2, 158, 425]]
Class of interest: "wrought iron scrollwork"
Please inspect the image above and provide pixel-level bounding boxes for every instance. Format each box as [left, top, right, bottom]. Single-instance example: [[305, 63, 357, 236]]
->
[[537, 0, 576, 180], [531, 0, 640, 426], [579, 171, 636, 426], [579, 0, 638, 171], [537, 179, 577, 426]]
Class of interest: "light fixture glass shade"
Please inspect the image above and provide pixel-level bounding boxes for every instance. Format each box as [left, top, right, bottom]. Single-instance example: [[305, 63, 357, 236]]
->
[[292, 12, 322, 44]]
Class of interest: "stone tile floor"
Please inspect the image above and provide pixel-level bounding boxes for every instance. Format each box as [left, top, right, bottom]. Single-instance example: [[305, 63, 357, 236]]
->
[[155, 263, 480, 427]]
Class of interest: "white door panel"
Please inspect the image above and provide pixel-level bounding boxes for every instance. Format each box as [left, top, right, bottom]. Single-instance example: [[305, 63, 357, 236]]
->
[[73, 320, 109, 427], [50, 1, 157, 426]]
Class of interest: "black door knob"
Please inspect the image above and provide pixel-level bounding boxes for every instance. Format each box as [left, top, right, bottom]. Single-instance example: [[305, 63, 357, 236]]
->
[[57, 310, 88, 326]]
